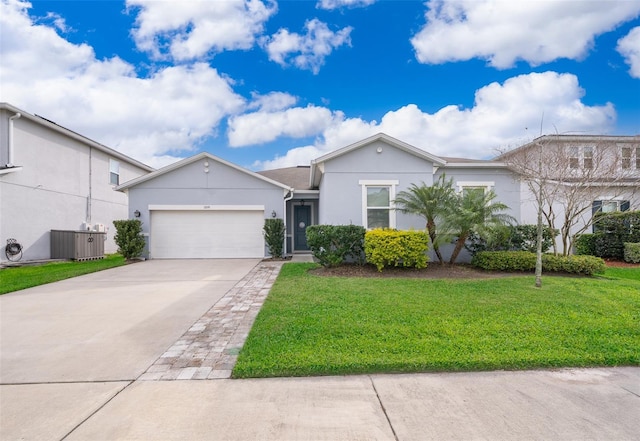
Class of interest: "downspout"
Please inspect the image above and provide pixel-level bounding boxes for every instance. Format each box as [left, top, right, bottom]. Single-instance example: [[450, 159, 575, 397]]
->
[[284, 189, 294, 255], [7, 112, 21, 167], [87, 147, 92, 226]]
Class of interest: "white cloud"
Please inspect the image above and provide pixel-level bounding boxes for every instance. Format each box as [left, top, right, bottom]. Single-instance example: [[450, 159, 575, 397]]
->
[[228, 105, 337, 146], [247, 91, 298, 112], [617, 26, 640, 78], [256, 71, 616, 170], [411, 0, 640, 68], [262, 18, 352, 74], [127, 0, 277, 61], [0, 0, 245, 166], [316, 0, 376, 10]]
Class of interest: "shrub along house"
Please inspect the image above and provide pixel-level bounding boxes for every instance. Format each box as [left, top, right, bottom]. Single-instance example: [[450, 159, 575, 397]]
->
[[117, 133, 520, 261], [117, 132, 639, 261]]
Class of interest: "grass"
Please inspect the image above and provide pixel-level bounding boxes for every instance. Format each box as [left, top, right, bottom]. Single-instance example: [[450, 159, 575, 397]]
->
[[0, 254, 126, 294], [599, 267, 640, 281], [233, 263, 640, 378]]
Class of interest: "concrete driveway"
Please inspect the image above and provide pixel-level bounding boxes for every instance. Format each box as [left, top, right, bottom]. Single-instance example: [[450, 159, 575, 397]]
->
[[0, 259, 260, 383]]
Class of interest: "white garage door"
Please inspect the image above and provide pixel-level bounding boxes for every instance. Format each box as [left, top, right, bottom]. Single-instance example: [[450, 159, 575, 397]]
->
[[150, 209, 265, 258]]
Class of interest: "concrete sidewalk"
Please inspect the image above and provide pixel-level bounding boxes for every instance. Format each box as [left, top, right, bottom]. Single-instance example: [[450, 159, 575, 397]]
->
[[2, 367, 638, 440]]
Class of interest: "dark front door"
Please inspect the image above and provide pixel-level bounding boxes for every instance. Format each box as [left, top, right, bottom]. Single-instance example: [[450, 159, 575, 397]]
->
[[294, 205, 311, 251]]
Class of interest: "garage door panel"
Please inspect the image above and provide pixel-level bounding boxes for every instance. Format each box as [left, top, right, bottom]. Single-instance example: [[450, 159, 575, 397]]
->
[[151, 210, 264, 258]]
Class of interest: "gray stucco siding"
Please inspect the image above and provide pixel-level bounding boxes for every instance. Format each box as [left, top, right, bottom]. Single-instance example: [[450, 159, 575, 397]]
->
[[318, 140, 436, 227], [436, 167, 522, 223], [323, 140, 435, 176], [125, 158, 288, 248], [130, 159, 277, 190]]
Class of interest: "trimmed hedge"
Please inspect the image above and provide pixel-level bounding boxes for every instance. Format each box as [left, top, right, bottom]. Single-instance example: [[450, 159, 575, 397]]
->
[[574, 234, 596, 256], [471, 251, 606, 275], [592, 210, 640, 259], [624, 242, 640, 264], [465, 224, 557, 255], [365, 229, 430, 272], [306, 225, 366, 267], [263, 218, 285, 258]]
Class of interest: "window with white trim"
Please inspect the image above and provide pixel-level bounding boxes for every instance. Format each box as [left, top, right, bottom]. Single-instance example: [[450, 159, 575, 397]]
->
[[569, 146, 594, 169], [109, 159, 120, 185], [456, 181, 494, 196], [359, 180, 398, 229], [621, 146, 640, 169], [592, 199, 630, 232]]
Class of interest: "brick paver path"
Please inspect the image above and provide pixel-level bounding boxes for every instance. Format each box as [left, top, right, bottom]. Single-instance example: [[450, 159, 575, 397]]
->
[[139, 262, 283, 381]]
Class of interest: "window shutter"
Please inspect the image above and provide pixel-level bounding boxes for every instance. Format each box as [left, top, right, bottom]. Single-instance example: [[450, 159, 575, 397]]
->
[[592, 200, 602, 233], [592, 200, 602, 215]]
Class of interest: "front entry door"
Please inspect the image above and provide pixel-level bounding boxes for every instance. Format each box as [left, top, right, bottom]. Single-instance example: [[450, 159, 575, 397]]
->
[[294, 205, 311, 251]]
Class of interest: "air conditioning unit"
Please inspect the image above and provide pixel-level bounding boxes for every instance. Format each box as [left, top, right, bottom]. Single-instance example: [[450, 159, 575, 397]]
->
[[93, 223, 106, 232]]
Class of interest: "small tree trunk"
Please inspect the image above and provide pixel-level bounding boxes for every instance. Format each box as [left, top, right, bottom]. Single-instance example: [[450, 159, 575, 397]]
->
[[427, 220, 444, 264], [449, 233, 467, 264], [535, 201, 543, 288]]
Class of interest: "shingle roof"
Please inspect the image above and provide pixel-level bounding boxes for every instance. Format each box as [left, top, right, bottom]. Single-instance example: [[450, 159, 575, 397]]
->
[[257, 166, 313, 190]]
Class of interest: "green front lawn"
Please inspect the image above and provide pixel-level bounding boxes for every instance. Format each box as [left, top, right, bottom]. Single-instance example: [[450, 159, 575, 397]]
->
[[0, 254, 126, 294], [233, 263, 640, 378]]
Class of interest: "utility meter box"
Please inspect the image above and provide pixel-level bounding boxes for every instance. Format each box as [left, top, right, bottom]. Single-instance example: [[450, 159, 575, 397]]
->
[[51, 230, 105, 261]]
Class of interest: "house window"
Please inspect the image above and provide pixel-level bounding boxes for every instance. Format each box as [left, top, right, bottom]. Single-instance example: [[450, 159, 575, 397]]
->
[[622, 147, 632, 169], [456, 181, 495, 196], [592, 199, 631, 232], [583, 146, 593, 169], [569, 146, 594, 169], [359, 180, 398, 229], [622, 146, 640, 169], [569, 146, 580, 169], [109, 159, 120, 185]]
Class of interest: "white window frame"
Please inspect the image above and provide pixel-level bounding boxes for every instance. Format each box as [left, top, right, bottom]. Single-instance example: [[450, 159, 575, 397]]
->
[[456, 181, 494, 195], [621, 145, 640, 170], [569, 146, 595, 169], [109, 159, 120, 186], [359, 180, 398, 229]]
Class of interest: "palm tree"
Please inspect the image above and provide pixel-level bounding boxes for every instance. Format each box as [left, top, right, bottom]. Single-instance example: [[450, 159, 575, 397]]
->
[[447, 189, 515, 264], [394, 175, 457, 264]]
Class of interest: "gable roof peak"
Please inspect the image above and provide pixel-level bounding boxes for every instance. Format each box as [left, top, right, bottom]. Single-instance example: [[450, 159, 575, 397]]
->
[[311, 132, 446, 166]]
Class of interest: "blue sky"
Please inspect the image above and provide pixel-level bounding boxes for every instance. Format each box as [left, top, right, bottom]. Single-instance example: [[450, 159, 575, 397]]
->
[[1, 0, 639, 170]]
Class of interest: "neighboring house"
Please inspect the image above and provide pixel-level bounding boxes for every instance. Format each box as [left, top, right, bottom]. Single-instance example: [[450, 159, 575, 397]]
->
[[0, 103, 154, 262], [499, 135, 640, 250], [119, 133, 521, 261]]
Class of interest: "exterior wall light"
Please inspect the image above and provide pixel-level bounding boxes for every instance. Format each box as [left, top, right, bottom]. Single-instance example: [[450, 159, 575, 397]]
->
[[134, 210, 141, 218], [271, 210, 277, 218]]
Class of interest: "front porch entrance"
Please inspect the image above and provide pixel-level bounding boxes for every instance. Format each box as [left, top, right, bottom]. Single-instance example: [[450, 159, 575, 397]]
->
[[293, 204, 311, 251]]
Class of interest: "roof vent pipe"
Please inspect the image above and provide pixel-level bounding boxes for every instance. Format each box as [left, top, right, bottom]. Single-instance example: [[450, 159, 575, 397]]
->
[[7, 112, 21, 167]]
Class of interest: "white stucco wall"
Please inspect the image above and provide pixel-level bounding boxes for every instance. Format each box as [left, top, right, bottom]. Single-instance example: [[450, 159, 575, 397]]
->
[[0, 108, 151, 261]]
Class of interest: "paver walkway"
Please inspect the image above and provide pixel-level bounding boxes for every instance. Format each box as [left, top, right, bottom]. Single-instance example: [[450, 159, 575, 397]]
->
[[139, 262, 284, 381]]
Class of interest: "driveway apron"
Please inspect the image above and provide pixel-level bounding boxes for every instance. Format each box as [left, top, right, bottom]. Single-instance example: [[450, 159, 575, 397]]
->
[[0, 259, 263, 383]]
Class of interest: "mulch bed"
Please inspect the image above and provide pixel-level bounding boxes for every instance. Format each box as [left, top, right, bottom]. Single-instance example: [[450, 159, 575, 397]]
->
[[310, 263, 528, 279], [310, 259, 639, 279], [604, 259, 640, 268]]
